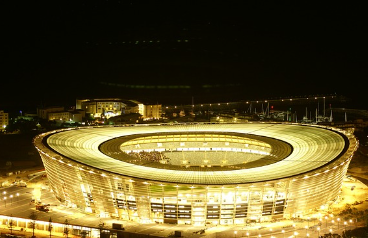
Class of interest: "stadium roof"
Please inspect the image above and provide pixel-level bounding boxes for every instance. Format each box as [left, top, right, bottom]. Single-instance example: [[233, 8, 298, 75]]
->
[[40, 123, 353, 185]]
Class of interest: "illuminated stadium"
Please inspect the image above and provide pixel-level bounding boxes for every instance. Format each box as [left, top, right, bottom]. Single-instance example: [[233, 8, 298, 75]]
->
[[33, 123, 358, 225]]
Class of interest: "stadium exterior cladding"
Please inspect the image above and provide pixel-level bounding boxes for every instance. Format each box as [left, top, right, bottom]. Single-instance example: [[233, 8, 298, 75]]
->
[[33, 123, 358, 226]]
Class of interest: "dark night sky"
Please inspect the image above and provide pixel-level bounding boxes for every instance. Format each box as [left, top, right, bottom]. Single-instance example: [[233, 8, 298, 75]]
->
[[1, 1, 367, 109]]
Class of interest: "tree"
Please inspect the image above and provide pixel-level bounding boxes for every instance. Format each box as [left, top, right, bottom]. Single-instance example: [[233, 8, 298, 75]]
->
[[29, 211, 38, 238], [48, 217, 53, 238]]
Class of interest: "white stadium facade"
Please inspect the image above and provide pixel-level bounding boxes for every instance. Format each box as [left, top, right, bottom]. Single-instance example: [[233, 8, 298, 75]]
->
[[33, 123, 358, 225]]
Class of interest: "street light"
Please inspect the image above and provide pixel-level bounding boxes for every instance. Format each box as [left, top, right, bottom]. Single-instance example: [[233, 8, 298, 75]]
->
[[246, 232, 250, 238], [331, 219, 335, 229], [3, 196, 7, 207], [281, 229, 285, 238], [307, 217, 310, 228], [305, 225, 308, 236], [344, 221, 347, 230], [325, 216, 328, 228], [234, 230, 237, 238], [294, 231, 298, 238], [317, 227, 320, 237], [10, 194, 13, 205], [337, 218, 340, 230]]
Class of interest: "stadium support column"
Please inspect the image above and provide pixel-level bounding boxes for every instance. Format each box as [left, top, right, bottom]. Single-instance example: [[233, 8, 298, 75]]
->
[[134, 182, 151, 222]]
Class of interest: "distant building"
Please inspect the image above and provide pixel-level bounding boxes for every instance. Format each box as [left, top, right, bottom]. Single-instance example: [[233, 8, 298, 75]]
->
[[129, 100, 162, 120], [70, 110, 85, 122], [48, 109, 85, 123], [77, 98, 162, 120], [143, 104, 162, 120], [76, 98, 126, 119], [37, 105, 85, 123], [0, 110, 9, 131], [37, 106, 65, 120], [123, 99, 140, 114], [48, 111, 70, 121]]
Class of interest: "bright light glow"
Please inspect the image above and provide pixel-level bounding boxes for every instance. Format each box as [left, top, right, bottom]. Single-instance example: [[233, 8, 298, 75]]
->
[[33, 123, 356, 224]]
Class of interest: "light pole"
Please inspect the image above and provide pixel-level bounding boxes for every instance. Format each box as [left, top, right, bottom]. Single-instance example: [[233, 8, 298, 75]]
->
[[246, 232, 250, 238], [331, 219, 335, 230], [337, 218, 340, 230], [317, 227, 320, 237], [3, 197, 6, 207], [307, 217, 310, 228], [325, 216, 328, 228], [344, 221, 347, 230], [281, 229, 285, 238], [234, 230, 237, 238], [305, 225, 308, 236], [16, 193, 19, 202], [10, 194, 13, 205], [294, 231, 298, 238]]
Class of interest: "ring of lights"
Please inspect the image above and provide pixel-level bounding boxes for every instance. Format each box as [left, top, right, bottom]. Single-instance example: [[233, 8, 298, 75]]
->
[[34, 123, 358, 225]]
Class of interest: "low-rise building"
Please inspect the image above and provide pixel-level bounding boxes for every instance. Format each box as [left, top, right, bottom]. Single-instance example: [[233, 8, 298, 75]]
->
[[0, 110, 9, 131], [76, 98, 162, 120], [37, 106, 65, 120], [48, 110, 85, 123], [76, 98, 126, 119], [128, 100, 162, 120]]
